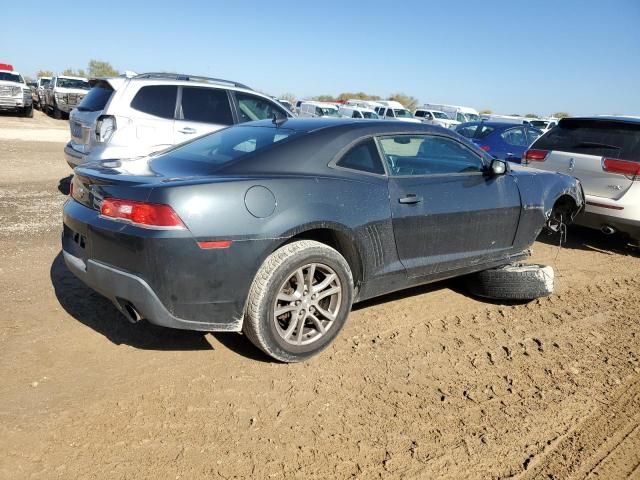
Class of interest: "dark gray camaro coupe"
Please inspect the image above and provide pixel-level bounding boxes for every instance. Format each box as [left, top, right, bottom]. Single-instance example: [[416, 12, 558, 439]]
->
[[63, 118, 583, 361]]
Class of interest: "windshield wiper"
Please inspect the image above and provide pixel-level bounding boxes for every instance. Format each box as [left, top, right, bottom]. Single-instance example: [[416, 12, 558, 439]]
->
[[572, 141, 621, 150]]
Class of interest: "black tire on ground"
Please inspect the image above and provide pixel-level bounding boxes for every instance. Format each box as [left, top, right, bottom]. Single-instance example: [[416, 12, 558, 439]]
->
[[243, 240, 354, 363], [23, 105, 33, 118], [466, 263, 554, 301], [53, 104, 63, 119]]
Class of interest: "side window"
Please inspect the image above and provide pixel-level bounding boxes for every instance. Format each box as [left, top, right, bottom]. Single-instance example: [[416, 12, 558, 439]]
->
[[336, 139, 385, 175], [352, 110, 363, 118], [235, 92, 287, 123], [456, 125, 477, 138], [456, 112, 466, 122], [501, 127, 528, 147], [385, 108, 394, 118], [527, 128, 543, 144], [378, 135, 484, 176], [415, 111, 425, 118], [130, 85, 178, 119], [181, 87, 232, 124], [315, 107, 323, 117], [425, 112, 433, 120]]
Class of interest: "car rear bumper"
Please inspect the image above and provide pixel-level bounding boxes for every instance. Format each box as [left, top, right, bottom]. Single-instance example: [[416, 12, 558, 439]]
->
[[65, 141, 86, 168], [577, 190, 640, 241], [62, 199, 252, 332], [62, 250, 242, 332]]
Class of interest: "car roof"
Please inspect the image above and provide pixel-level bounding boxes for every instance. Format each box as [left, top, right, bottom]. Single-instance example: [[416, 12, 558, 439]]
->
[[247, 118, 443, 133], [561, 116, 640, 125], [458, 121, 527, 129], [57, 75, 88, 80], [0, 69, 20, 75]]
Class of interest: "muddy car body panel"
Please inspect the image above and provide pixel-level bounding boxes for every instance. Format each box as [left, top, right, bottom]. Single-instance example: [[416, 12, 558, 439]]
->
[[62, 119, 584, 331]]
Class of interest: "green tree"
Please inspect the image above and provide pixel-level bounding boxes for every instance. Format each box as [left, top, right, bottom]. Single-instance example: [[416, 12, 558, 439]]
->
[[525, 113, 539, 118], [313, 94, 337, 102], [279, 92, 296, 104], [553, 112, 570, 118], [36, 69, 53, 78], [62, 68, 87, 77], [336, 92, 381, 102], [479, 109, 492, 115], [88, 59, 119, 77], [387, 92, 419, 111]]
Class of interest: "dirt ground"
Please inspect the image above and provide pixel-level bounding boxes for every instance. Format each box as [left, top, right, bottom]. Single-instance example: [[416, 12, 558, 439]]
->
[[1, 111, 639, 479]]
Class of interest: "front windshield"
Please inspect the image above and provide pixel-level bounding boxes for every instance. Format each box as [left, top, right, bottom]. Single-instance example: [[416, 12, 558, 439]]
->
[[57, 78, 90, 90], [0, 72, 22, 83], [156, 125, 300, 169], [40, 78, 51, 87], [362, 111, 379, 119], [394, 109, 413, 118], [321, 108, 340, 117], [433, 112, 449, 119]]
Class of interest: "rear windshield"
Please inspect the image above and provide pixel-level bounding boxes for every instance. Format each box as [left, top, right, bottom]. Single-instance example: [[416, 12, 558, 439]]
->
[[57, 78, 90, 89], [77, 81, 113, 112], [155, 125, 299, 169], [532, 119, 640, 161], [529, 120, 549, 128], [456, 124, 495, 139]]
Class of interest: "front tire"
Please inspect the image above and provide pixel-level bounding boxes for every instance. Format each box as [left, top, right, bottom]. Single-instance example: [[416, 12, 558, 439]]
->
[[243, 240, 354, 362], [23, 105, 33, 118], [53, 103, 63, 119]]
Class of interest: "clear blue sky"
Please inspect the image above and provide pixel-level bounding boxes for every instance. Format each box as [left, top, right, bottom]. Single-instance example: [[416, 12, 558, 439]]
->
[[3, 0, 639, 116]]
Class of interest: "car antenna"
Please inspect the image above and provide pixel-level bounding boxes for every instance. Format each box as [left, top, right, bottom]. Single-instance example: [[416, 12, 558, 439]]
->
[[272, 113, 287, 127]]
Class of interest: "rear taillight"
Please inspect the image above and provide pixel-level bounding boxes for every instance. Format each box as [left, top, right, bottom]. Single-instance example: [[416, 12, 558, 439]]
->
[[602, 158, 640, 179], [96, 115, 116, 143], [479, 145, 490, 152], [100, 198, 185, 229], [523, 149, 549, 164]]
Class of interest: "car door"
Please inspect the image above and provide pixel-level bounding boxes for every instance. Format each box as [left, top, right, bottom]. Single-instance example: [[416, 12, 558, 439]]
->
[[173, 86, 234, 144], [128, 85, 178, 153], [499, 126, 529, 163], [379, 134, 522, 278]]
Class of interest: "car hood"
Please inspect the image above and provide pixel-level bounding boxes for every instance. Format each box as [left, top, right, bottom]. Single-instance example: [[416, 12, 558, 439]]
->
[[55, 87, 89, 95]]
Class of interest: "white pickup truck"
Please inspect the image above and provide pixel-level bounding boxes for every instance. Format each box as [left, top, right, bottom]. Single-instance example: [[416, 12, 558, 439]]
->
[[0, 69, 33, 117]]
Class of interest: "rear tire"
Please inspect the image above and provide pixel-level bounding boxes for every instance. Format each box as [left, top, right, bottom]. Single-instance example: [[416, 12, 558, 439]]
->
[[243, 240, 354, 363], [467, 263, 554, 301]]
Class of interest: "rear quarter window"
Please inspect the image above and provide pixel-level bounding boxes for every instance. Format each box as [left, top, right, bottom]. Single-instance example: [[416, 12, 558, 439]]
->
[[181, 87, 233, 124], [532, 119, 640, 160], [130, 85, 178, 119]]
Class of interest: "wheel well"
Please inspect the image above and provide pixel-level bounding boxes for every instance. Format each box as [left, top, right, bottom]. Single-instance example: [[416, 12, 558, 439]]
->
[[552, 194, 578, 219], [281, 228, 363, 289]]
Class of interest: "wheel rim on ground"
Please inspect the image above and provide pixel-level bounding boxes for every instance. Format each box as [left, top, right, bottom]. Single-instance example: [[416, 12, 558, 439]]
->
[[273, 263, 342, 346]]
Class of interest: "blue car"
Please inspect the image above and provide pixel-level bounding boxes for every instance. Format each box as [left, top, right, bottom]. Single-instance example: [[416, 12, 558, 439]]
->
[[455, 121, 543, 163]]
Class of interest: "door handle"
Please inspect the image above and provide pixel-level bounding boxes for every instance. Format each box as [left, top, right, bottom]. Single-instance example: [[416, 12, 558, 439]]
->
[[179, 127, 197, 134], [398, 195, 422, 204]]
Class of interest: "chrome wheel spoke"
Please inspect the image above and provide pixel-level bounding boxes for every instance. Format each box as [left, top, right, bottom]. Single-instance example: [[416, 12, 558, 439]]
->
[[277, 292, 297, 303], [274, 305, 297, 317], [306, 263, 316, 292], [294, 268, 305, 296], [312, 273, 336, 293], [316, 286, 341, 301], [295, 314, 306, 344], [315, 305, 336, 322], [308, 313, 326, 334], [283, 317, 298, 340]]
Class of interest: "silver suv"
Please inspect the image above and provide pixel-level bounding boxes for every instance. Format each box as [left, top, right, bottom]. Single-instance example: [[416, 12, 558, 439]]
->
[[65, 73, 292, 168]]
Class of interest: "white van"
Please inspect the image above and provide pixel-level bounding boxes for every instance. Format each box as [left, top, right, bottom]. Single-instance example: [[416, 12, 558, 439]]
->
[[344, 99, 385, 110], [374, 101, 421, 123], [298, 101, 341, 118], [481, 114, 532, 125], [413, 108, 459, 129], [338, 105, 379, 119], [421, 103, 480, 123]]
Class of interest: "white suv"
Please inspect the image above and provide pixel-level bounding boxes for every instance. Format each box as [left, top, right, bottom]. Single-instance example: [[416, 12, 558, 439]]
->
[[524, 116, 640, 245], [413, 108, 460, 129], [64, 73, 292, 168]]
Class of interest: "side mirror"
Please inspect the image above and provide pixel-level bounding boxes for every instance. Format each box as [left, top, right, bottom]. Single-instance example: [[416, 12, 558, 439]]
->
[[490, 159, 507, 176]]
